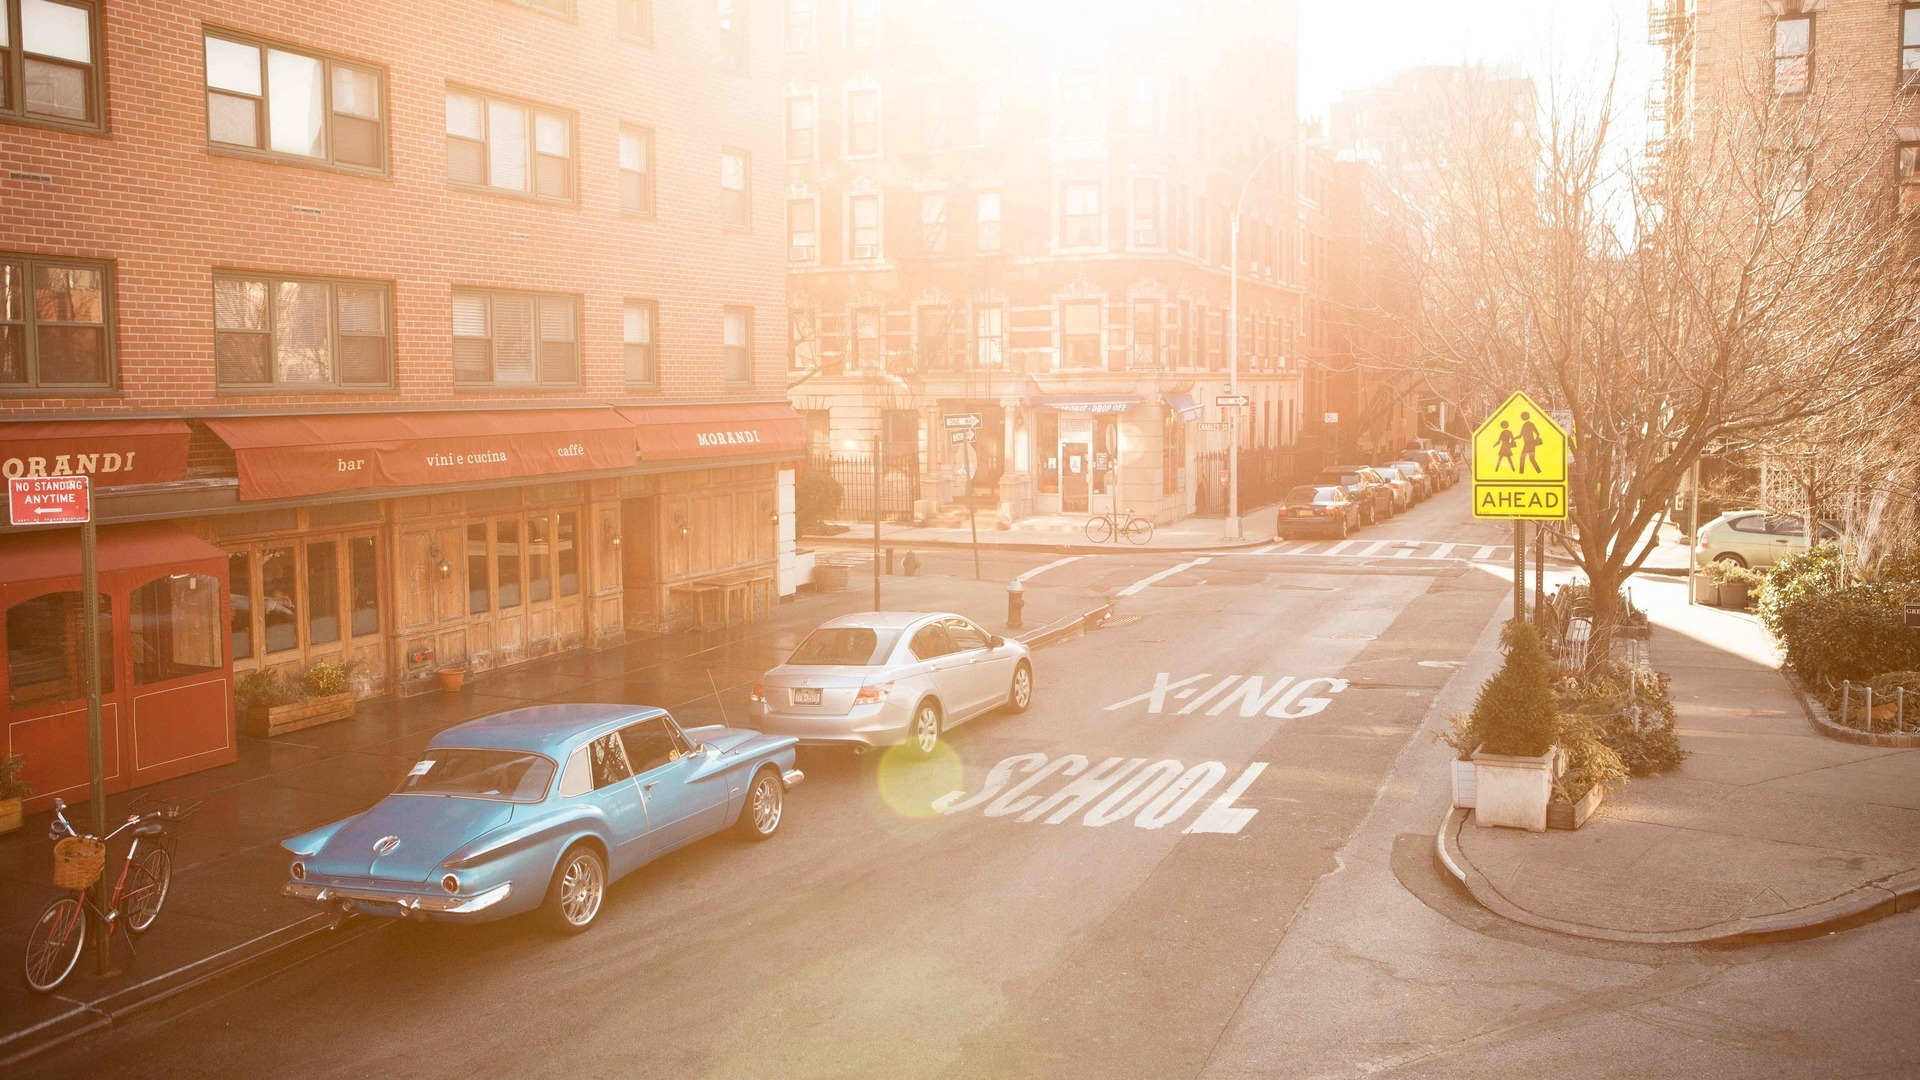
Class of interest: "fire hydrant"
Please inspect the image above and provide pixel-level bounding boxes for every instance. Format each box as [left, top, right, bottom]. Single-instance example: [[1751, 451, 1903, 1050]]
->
[[1006, 578, 1025, 629], [902, 550, 921, 576]]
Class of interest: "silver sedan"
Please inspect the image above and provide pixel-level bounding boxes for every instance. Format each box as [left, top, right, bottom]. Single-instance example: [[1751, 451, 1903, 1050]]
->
[[749, 612, 1034, 755]]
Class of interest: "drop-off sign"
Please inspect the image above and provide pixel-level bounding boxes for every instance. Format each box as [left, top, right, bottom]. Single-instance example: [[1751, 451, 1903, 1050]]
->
[[9, 476, 92, 526]]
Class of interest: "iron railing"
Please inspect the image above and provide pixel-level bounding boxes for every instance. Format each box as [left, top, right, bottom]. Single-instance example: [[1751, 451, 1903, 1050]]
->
[[1831, 680, 1920, 735], [804, 452, 920, 523]]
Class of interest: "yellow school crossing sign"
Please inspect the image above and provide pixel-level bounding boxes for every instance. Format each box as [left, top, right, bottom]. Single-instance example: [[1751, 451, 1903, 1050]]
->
[[1472, 391, 1567, 520]]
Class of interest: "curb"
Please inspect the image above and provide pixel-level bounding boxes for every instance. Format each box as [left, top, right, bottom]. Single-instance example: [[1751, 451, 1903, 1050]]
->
[[1017, 601, 1116, 650], [1433, 807, 1920, 945], [1782, 671, 1920, 749], [807, 534, 1276, 557], [0, 912, 348, 1069]]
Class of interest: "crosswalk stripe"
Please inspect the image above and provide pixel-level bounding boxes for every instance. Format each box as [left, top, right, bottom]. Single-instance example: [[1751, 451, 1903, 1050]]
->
[[1433, 544, 1456, 560], [1323, 540, 1356, 556], [1473, 546, 1497, 560], [1357, 540, 1391, 556], [1392, 546, 1417, 558]]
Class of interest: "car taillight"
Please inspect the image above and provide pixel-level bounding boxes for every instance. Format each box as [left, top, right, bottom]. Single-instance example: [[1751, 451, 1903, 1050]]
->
[[854, 682, 892, 706], [442, 873, 460, 894], [290, 861, 305, 881], [749, 683, 765, 704], [1695, 536, 1710, 550]]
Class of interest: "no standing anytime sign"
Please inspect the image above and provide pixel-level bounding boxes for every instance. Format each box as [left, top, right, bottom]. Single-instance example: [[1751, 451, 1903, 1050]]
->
[[8, 475, 92, 526]]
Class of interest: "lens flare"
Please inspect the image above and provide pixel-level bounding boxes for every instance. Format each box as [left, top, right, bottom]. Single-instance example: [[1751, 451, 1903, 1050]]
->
[[870, 740, 966, 821]]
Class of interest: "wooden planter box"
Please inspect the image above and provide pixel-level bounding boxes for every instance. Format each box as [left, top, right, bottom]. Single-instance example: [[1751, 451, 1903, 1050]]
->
[[1691, 575, 1719, 605], [0, 796, 20, 835], [1547, 784, 1603, 830], [1718, 581, 1752, 610], [243, 693, 355, 738]]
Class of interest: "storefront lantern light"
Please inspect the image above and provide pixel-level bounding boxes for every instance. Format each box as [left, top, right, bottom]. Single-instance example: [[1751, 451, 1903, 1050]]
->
[[674, 512, 690, 540], [428, 544, 452, 579], [603, 518, 622, 547]]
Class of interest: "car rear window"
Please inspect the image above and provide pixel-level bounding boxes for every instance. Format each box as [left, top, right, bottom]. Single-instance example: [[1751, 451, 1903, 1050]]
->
[[789, 627, 900, 666], [396, 749, 555, 803]]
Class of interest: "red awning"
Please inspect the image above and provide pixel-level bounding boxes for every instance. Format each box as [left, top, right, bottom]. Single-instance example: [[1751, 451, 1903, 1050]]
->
[[0, 522, 226, 585], [617, 402, 806, 463], [0, 419, 190, 487], [204, 410, 637, 501]]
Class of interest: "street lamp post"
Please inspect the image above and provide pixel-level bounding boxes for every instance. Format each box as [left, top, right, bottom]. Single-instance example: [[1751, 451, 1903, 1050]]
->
[[1227, 143, 1287, 541]]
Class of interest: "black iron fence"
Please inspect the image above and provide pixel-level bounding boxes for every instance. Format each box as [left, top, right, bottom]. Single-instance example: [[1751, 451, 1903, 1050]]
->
[[1194, 445, 1327, 516], [805, 452, 921, 522]]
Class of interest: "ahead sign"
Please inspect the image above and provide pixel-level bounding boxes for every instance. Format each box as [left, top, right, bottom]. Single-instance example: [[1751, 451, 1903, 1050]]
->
[[1471, 391, 1568, 521], [9, 475, 91, 525], [943, 414, 981, 430]]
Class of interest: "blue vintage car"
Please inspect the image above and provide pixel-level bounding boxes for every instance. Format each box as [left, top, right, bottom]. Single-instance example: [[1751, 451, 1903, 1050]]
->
[[281, 704, 802, 933]]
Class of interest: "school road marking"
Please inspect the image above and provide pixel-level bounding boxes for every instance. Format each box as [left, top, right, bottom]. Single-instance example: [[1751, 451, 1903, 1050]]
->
[[1117, 556, 1213, 596], [1015, 556, 1083, 583]]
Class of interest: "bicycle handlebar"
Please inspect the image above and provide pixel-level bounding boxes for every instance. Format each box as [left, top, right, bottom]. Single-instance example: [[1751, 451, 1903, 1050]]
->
[[47, 794, 200, 844]]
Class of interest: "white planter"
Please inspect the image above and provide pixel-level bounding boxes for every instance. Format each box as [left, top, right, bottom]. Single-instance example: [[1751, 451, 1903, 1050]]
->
[[1450, 758, 1477, 808], [1472, 747, 1560, 832]]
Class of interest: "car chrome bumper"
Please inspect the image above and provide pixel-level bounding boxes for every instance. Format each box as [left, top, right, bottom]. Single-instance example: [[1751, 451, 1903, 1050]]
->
[[283, 880, 512, 916], [782, 768, 805, 788]]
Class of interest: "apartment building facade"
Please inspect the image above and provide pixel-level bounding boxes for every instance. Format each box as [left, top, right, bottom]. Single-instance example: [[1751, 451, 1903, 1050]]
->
[[782, 0, 1311, 526], [0, 0, 796, 809]]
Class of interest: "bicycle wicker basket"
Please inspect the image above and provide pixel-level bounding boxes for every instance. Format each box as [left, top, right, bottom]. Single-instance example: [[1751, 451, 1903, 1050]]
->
[[52, 836, 106, 891]]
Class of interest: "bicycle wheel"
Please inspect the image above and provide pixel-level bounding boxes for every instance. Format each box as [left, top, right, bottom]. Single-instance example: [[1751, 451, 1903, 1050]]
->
[[1124, 517, 1155, 545], [23, 895, 85, 993], [1085, 515, 1114, 544], [124, 847, 172, 933]]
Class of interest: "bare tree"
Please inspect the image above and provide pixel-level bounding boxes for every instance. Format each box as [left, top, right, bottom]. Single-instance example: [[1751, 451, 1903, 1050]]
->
[[1392, 61, 1920, 663]]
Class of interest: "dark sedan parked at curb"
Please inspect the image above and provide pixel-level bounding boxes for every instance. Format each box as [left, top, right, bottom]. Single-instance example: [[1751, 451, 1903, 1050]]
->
[[1276, 485, 1362, 540], [1313, 465, 1396, 525], [281, 705, 802, 934]]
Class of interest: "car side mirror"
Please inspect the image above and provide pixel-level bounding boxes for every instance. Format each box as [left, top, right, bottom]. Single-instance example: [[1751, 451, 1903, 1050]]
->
[[988, 635, 1005, 649], [700, 743, 719, 757]]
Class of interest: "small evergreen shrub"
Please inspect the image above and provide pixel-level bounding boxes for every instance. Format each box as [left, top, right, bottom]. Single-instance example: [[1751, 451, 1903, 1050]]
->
[[1470, 621, 1560, 758]]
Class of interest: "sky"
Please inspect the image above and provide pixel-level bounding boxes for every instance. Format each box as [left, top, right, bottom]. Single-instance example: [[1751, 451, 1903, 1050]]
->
[[1298, 0, 1658, 133]]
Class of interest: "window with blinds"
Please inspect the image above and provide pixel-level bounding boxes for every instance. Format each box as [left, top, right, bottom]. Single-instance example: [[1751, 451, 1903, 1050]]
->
[[446, 89, 574, 200], [214, 274, 390, 388], [451, 289, 580, 386]]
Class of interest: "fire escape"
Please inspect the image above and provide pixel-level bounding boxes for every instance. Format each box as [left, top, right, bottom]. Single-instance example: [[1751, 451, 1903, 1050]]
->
[[1646, 0, 1696, 173]]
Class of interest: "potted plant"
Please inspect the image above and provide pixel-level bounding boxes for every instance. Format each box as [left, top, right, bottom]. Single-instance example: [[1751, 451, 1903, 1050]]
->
[[0, 754, 30, 835], [1470, 622, 1562, 832], [1435, 714, 1480, 808], [436, 665, 468, 693], [237, 661, 360, 738], [1718, 564, 1763, 610], [1546, 713, 1629, 830], [1691, 561, 1726, 605]]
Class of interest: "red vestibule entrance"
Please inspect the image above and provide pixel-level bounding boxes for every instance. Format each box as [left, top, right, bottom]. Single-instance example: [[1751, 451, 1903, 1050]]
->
[[1, 523, 235, 814]]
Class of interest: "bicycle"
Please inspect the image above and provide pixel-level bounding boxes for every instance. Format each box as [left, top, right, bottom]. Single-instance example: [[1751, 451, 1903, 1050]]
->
[[23, 793, 199, 993], [1085, 508, 1154, 545]]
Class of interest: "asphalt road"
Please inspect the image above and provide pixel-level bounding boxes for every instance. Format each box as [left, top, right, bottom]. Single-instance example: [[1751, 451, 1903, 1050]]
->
[[23, 487, 1918, 1079]]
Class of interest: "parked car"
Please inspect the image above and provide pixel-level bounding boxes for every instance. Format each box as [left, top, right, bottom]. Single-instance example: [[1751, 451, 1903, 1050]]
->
[[1276, 485, 1361, 540], [281, 705, 802, 934], [751, 612, 1033, 756], [1312, 465, 1395, 524], [1377, 465, 1414, 512], [1385, 461, 1432, 502], [1694, 510, 1843, 570], [1400, 449, 1455, 488]]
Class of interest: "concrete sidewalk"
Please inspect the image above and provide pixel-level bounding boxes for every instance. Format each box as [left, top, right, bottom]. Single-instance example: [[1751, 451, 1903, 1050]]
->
[[812, 503, 1283, 555], [0, 568, 1109, 1066], [1442, 576, 1920, 943]]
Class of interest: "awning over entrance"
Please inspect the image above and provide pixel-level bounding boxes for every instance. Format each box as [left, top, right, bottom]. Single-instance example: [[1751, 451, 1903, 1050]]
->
[[0, 419, 190, 487], [0, 520, 225, 581], [1032, 395, 1141, 415], [204, 409, 637, 501], [1161, 393, 1203, 421], [616, 401, 806, 463]]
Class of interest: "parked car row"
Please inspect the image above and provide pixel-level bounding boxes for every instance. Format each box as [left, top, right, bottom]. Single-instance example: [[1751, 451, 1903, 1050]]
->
[[280, 611, 1034, 935], [1281, 447, 1460, 541], [1693, 509, 1843, 570]]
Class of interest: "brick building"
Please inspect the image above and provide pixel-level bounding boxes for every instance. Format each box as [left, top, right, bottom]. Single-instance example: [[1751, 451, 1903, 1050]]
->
[[0, 0, 799, 809], [782, 0, 1315, 527]]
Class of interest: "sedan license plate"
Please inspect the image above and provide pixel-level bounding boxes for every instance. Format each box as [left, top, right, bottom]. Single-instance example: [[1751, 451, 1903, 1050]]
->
[[1294, 509, 1316, 516], [790, 687, 822, 706]]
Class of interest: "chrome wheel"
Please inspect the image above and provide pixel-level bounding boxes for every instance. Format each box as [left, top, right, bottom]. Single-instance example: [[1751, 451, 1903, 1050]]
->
[[911, 704, 941, 756], [744, 771, 783, 838], [1008, 663, 1033, 713], [544, 847, 605, 934]]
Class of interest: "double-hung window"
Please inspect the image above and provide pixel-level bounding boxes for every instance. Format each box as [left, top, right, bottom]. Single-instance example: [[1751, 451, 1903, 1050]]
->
[[788, 198, 818, 262], [976, 192, 1002, 252], [1062, 301, 1101, 368], [721, 148, 751, 229], [1062, 182, 1101, 247], [847, 88, 880, 156], [214, 274, 390, 389], [975, 305, 1004, 367], [1774, 15, 1811, 97], [3, 0, 102, 130], [1132, 177, 1161, 246], [624, 299, 657, 385], [718, 0, 747, 71], [446, 90, 574, 200], [1905, 5, 1920, 91], [619, 0, 652, 42], [451, 289, 580, 386], [0, 253, 112, 390], [205, 33, 384, 171], [786, 94, 816, 159], [849, 194, 881, 260], [620, 126, 654, 213], [723, 306, 752, 384], [785, 0, 815, 53], [847, 0, 880, 49]]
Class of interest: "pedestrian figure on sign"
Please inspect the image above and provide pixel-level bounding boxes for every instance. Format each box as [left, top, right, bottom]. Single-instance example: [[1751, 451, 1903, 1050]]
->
[[1494, 421, 1518, 472], [1518, 411, 1543, 474]]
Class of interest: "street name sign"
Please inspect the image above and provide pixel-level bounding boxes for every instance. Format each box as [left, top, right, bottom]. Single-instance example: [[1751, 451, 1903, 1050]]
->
[[9, 475, 91, 526], [1906, 602, 1920, 629], [948, 428, 976, 444], [1215, 394, 1251, 407], [1472, 391, 1567, 520], [943, 414, 981, 430]]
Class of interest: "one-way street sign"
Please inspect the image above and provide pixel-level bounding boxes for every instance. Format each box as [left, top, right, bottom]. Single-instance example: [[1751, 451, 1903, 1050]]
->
[[1215, 394, 1250, 407], [949, 429, 976, 444], [943, 414, 981, 429]]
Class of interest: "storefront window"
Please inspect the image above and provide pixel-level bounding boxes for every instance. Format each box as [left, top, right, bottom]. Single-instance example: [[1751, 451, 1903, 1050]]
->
[[467, 523, 490, 615], [131, 574, 223, 685], [229, 551, 253, 660], [497, 520, 522, 608], [260, 546, 298, 653], [556, 512, 579, 597], [349, 536, 379, 637], [307, 540, 340, 645], [1037, 410, 1059, 494], [6, 592, 112, 709], [528, 516, 552, 604]]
